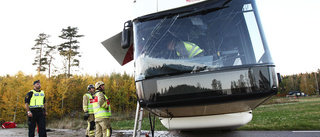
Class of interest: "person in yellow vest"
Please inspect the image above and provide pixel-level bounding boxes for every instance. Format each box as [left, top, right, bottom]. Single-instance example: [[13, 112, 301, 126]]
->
[[166, 37, 204, 58], [83, 84, 96, 137], [25, 80, 47, 137], [92, 81, 112, 137]]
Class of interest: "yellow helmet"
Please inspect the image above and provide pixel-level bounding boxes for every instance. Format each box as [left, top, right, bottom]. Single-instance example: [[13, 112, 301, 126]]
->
[[95, 81, 105, 90]]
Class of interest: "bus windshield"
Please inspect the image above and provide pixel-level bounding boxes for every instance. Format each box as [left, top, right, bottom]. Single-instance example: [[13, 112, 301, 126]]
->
[[133, 0, 273, 79]]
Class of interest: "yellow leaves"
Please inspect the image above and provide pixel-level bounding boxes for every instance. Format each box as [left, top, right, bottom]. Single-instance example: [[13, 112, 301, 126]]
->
[[0, 72, 136, 123]]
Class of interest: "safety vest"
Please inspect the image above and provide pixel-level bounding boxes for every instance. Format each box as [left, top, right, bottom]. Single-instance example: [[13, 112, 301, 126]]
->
[[92, 92, 111, 118], [29, 90, 45, 108], [177, 42, 203, 58], [83, 93, 94, 114]]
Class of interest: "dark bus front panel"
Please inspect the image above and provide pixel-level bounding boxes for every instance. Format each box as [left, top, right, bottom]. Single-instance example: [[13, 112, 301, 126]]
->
[[136, 65, 278, 109]]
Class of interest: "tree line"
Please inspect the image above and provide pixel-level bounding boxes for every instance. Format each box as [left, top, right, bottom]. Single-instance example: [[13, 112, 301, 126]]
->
[[278, 70, 320, 96], [0, 72, 136, 124], [1, 70, 320, 123]]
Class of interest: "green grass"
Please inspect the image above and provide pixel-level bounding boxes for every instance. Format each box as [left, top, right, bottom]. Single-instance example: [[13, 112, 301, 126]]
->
[[238, 97, 320, 130], [111, 117, 167, 130], [112, 97, 320, 131]]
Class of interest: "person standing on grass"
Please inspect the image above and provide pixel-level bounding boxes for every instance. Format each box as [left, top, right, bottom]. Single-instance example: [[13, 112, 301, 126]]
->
[[83, 84, 96, 137], [25, 80, 47, 137], [92, 81, 112, 137]]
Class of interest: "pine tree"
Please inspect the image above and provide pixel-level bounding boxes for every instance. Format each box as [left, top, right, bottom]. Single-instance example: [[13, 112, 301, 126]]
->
[[44, 45, 56, 78], [31, 33, 51, 73], [58, 26, 84, 78]]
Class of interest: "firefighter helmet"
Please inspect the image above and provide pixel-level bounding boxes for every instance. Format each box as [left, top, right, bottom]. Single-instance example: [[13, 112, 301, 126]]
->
[[87, 84, 95, 91], [95, 81, 105, 89]]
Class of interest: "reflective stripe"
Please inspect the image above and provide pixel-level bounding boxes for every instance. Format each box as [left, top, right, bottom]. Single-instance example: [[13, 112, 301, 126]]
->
[[190, 47, 202, 58], [89, 130, 95, 136], [187, 42, 197, 57], [92, 104, 110, 109], [94, 110, 111, 115], [178, 42, 203, 58], [106, 128, 111, 137], [92, 106, 100, 109], [30, 105, 44, 108]]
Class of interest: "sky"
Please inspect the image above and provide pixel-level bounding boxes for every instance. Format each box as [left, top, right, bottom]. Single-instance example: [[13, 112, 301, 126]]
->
[[0, 0, 319, 77]]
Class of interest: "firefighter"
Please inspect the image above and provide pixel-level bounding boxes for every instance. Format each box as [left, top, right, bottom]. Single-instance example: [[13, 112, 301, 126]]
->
[[83, 84, 96, 137], [166, 37, 204, 58], [92, 81, 112, 137], [25, 80, 47, 137]]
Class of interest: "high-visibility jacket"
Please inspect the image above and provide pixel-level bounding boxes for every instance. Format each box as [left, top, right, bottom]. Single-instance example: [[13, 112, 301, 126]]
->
[[177, 42, 203, 58], [83, 93, 94, 114], [92, 92, 111, 119], [29, 90, 45, 108]]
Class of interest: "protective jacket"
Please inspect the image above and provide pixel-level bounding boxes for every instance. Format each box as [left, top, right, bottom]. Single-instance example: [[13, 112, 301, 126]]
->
[[92, 91, 111, 119], [176, 41, 203, 58], [29, 90, 45, 108], [83, 92, 95, 114]]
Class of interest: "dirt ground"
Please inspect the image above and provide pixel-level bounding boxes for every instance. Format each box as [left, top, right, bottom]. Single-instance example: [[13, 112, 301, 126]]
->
[[0, 128, 159, 137], [0, 127, 85, 137], [4, 128, 318, 137]]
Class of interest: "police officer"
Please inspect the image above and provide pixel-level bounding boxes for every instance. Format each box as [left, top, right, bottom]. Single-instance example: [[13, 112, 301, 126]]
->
[[25, 80, 47, 137], [92, 81, 112, 137], [83, 84, 96, 137]]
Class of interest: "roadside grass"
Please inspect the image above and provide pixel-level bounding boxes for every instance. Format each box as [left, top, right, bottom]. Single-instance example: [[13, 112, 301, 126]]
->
[[46, 117, 87, 130], [238, 97, 320, 130], [111, 116, 167, 131], [16, 117, 87, 129]]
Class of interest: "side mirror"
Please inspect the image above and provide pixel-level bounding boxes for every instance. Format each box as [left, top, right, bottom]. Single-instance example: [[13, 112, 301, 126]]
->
[[121, 20, 132, 49], [277, 73, 282, 83]]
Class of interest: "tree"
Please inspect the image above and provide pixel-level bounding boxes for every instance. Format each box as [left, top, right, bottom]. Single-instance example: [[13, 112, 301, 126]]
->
[[300, 73, 317, 95], [44, 45, 56, 78], [31, 33, 51, 73], [58, 26, 84, 78]]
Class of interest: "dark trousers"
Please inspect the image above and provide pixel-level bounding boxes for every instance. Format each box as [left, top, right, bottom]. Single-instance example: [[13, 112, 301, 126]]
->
[[28, 109, 46, 137]]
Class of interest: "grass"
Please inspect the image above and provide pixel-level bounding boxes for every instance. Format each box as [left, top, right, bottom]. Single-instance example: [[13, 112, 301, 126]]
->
[[238, 97, 320, 130], [111, 116, 167, 131], [46, 117, 87, 130]]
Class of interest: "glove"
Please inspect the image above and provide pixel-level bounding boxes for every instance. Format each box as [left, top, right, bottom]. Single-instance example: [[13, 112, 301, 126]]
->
[[83, 112, 89, 120]]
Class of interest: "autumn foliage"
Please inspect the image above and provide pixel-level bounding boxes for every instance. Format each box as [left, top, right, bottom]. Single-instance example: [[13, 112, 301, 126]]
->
[[0, 71, 136, 124], [278, 71, 320, 97]]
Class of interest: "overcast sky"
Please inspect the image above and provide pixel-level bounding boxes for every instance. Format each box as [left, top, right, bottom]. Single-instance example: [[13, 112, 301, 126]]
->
[[0, 0, 319, 77]]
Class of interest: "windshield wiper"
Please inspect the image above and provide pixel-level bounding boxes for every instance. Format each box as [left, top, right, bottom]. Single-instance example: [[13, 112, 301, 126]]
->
[[192, 66, 208, 73], [144, 64, 194, 79]]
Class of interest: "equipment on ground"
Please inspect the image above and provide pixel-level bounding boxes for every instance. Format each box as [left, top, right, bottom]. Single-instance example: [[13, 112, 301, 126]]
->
[[1, 122, 17, 129]]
